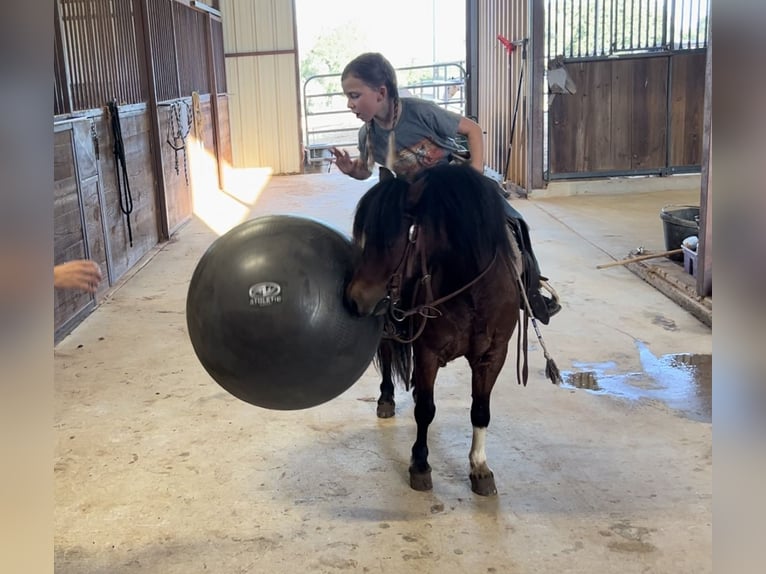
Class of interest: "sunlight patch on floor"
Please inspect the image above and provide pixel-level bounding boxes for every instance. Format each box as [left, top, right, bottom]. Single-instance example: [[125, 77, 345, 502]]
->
[[189, 137, 273, 236]]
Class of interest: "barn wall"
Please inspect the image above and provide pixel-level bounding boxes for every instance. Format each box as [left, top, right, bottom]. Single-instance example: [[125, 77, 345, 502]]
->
[[54, 0, 232, 339], [475, 0, 529, 187]]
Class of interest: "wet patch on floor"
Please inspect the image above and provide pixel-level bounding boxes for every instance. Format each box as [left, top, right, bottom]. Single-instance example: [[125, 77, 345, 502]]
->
[[562, 341, 711, 422], [601, 520, 657, 554]]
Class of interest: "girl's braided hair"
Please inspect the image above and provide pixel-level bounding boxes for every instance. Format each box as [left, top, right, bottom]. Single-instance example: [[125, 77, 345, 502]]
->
[[342, 53, 400, 172]]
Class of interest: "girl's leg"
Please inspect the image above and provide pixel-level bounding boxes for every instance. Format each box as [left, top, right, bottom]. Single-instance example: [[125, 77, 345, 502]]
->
[[485, 177, 561, 323]]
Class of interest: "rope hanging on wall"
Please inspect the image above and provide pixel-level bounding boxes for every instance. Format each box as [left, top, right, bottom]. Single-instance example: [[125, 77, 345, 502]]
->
[[107, 100, 134, 248], [166, 100, 192, 184], [191, 91, 203, 143]]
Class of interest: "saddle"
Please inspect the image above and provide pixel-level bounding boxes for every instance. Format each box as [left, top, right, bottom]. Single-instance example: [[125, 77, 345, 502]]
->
[[506, 216, 560, 325]]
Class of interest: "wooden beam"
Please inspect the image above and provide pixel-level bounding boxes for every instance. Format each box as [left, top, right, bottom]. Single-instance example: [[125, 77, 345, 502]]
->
[[224, 49, 296, 58], [696, 32, 712, 296], [170, 0, 182, 99], [54, 0, 74, 114], [597, 249, 683, 269], [135, 0, 170, 240], [465, 0, 479, 121], [205, 14, 223, 189], [528, 0, 545, 190], [290, 0, 304, 171]]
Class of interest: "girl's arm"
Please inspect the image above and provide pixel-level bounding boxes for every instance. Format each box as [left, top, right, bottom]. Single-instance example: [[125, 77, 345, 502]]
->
[[457, 116, 485, 174]]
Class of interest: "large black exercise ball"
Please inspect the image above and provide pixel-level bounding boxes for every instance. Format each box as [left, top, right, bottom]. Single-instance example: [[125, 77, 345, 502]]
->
[[186, 215, 383, 410]]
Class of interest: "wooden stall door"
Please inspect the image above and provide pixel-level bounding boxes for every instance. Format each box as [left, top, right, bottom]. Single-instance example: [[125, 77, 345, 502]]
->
[[548, 52, 705, 179], [54, 119, 111, 341]]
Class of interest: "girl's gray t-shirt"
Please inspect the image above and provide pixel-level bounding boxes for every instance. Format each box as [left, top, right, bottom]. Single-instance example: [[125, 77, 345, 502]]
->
[[358, 97, 464, 181]]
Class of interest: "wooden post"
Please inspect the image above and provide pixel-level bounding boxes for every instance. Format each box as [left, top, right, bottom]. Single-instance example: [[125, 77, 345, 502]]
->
[[205, 14, 223, 190], [465, 0, 480, 121], [290, 0, 305, 171], [135, 0, 170, 240], [54, 0, 74, 114], [528, 0, 545, 191], [696, 31, 712, 297], [170, 1, 182, 99]]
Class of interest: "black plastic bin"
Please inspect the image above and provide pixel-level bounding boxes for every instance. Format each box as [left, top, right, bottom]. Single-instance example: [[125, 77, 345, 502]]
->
[[660, 205, 699, 262]]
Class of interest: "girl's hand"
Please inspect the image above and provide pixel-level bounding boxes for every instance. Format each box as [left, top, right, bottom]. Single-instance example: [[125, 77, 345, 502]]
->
[[330, 147, 354, 175]]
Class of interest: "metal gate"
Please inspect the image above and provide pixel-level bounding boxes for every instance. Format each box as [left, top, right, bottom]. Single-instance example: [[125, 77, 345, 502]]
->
[[545, 0, 709, 179]]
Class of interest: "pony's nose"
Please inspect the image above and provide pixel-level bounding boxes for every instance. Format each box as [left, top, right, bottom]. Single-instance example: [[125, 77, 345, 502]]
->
[[344, 292, 362, 316], [345, 281, 381, 317], [344, 284, 364, 316]]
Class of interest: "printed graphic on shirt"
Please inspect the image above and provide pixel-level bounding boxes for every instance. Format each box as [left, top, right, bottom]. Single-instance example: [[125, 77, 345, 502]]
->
[[394, 138, 450, 181]]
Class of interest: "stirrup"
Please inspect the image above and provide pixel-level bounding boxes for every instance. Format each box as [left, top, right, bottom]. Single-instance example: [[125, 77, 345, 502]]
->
[[527, 288, 552, 325], [525, 280, 561, 325], [539, 280, 561, 321], [540, 279, 560, 307]]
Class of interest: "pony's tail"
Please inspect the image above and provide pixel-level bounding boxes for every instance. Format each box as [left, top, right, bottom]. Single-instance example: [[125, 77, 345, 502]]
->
[[375, 339, 413, 389]]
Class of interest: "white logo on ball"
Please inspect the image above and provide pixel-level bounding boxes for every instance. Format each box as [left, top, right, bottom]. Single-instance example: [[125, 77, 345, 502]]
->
[[249, 282, 282, 306]]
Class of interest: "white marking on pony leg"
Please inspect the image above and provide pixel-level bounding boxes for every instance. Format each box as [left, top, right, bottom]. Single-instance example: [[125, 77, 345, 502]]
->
[[469, 426, 491, 473]]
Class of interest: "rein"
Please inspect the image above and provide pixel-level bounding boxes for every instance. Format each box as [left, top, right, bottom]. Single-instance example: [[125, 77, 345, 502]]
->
[[108, 101, 134, 247], [383, 222, 498, 344]]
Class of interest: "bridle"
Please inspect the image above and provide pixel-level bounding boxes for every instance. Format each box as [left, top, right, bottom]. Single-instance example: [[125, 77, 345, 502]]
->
[[380, 218, 498, 344]]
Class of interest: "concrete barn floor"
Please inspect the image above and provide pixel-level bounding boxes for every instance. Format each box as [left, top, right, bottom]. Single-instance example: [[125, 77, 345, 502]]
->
[[54, 170, 711, 573]]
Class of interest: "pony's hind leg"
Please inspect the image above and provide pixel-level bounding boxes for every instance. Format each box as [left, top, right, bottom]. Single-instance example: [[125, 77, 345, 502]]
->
[[376, 343, 395, 418], [409, 352, 438, 491]]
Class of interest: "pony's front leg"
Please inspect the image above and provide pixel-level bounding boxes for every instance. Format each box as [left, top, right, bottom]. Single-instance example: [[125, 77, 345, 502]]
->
[[469, 426, 496, 496], [468, 353, 506, 496], [409, 351, 438, 491], [376, 342, 395, 418]]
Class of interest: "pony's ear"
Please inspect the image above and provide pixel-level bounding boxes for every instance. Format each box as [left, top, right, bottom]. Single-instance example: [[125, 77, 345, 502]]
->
[[407, 178, 425, 209], [379, 166, 395, 182]]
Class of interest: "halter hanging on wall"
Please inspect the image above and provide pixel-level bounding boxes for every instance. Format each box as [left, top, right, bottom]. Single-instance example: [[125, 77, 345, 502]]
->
[[166, 100, 192, 184]]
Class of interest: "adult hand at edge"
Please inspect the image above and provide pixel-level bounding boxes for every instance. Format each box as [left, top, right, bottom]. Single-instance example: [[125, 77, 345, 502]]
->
[[54, 260, 102, 293]]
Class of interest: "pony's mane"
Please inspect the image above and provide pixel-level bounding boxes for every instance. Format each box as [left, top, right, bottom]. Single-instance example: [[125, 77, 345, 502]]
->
[[352, 175, 411, 251], [353, 164, 512, 273]]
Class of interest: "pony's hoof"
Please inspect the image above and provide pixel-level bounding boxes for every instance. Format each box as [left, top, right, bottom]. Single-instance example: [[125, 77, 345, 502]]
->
[[470, 472, 497, 496], [409, 470, 433, 491], [376, 399, 395, 418]]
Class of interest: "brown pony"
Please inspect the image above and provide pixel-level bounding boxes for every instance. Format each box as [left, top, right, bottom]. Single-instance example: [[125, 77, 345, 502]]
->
[[345, 164, 522, 496]]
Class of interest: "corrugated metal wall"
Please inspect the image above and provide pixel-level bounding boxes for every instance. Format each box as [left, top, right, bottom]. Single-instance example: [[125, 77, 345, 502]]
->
[[220, 0, 302, 174], [476, 0, 528, 188]]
